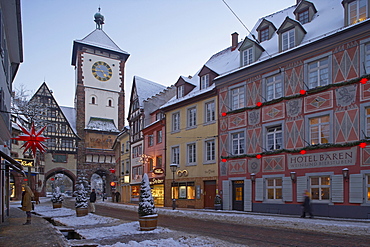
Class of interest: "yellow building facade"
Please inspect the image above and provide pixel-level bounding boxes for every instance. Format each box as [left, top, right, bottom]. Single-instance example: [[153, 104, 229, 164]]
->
[[163, 81, 218, 209]]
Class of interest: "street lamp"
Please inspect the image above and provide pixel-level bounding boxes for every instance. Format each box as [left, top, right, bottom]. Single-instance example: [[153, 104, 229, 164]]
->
[[169, 163, 178, 210]]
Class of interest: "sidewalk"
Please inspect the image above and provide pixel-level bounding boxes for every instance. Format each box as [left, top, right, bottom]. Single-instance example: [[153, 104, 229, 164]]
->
[[0, 201, 68, 247]]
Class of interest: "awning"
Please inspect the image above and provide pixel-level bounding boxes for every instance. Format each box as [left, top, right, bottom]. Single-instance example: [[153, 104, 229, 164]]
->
[[0, 150, 25, 176]]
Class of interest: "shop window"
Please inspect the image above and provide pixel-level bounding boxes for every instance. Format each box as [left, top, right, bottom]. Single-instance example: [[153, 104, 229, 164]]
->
[[310, 176, 330, 201], [172, 182, 195, 199]]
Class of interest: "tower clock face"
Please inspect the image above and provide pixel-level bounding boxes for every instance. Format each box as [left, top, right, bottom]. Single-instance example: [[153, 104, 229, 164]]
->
[[92, 61, 112, 81]]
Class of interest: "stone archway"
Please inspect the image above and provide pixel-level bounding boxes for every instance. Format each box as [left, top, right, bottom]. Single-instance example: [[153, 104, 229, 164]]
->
[[43, 168, 77, 196], [91, 169, 115, 200]]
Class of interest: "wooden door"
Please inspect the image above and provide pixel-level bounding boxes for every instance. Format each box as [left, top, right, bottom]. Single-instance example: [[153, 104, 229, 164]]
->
[[204, 180, 216, 209]]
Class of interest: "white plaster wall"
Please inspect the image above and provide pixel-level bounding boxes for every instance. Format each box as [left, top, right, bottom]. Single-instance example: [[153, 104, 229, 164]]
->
[[82, 53, 121, 127]]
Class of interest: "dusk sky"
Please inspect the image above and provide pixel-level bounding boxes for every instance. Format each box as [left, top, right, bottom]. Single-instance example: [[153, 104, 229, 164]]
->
[[14, 0, 295, 108]]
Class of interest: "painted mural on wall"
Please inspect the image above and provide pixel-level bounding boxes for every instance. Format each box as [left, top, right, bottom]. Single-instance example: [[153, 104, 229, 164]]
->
[[86, 132, 114, 149]]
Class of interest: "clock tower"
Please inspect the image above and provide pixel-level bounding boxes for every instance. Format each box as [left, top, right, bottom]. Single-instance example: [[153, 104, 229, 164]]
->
[[71, 8, 130, 183]]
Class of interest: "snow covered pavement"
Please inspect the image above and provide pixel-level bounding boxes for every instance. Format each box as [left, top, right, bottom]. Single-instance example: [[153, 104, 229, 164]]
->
[[29, 198, 370, 246]]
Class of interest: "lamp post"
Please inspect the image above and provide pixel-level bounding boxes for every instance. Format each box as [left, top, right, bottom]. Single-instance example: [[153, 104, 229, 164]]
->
[[169, 163, 178, 210]]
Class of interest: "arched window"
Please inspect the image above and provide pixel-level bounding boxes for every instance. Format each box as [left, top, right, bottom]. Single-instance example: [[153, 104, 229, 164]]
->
[[91, 96, 96, 104], [108, 99, 112, 107]]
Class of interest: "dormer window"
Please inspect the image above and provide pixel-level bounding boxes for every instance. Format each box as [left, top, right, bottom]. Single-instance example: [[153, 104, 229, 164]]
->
[[282, 29, 295, 51], [177, 85, 184, 98], [239, 37, 264, 67], [298, 10, 309, 24], [349, 0, 367, 24], [200, 74, 209, 89], [256, 19, 276, 42], [260, 28, 269, 42], [243, 47, 253, 66], [294, 0, 317, 24], [277, 17, 306, 52]]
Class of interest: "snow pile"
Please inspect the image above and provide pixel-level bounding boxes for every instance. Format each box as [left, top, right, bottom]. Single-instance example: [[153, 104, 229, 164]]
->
[[77, 222, 171, 239]]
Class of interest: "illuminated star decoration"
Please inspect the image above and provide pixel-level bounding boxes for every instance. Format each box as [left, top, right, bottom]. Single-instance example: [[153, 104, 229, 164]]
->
[[12, 123, 49, 157]]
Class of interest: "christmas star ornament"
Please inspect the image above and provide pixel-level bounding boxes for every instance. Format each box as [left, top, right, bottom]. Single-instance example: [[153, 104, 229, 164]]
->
[[12, 123, 49, 157]]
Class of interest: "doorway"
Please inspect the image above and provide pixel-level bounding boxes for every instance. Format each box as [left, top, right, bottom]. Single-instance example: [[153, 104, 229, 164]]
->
[[204, 180, 216, 209], [232, 180, 244, 211]]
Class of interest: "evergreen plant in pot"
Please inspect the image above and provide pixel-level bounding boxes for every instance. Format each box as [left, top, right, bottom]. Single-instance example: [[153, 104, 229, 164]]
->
[[138, 173, 158, 231], [74, 176, 89, 217], [51, 186, 64, 208]]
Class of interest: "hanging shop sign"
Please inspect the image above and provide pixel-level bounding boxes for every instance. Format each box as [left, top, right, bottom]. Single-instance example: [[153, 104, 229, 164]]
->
[[287, 147, 356, 169], [15, 158, 34, 167], [149, 178, 164, 185], [152, 168, 164, 175]]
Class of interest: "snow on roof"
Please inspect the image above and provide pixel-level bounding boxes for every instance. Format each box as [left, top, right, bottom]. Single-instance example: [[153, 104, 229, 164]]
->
[[75, 29, 129, 55], [210, 0, 355, 80], [160, 74, 215, 109], [134, 76, 168, 107], [86, 117, 119, 132], [60, 106, 77, 134]]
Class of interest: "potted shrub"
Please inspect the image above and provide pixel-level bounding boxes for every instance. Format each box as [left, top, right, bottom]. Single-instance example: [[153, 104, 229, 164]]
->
[[214, 194, 222, 210], [138, 173, 158, 231], [74, 179, 88, 217], [51, 186, 64, 208]]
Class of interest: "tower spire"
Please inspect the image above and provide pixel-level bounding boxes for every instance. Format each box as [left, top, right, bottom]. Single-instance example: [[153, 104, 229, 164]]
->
[[94, 7, 105, 30]]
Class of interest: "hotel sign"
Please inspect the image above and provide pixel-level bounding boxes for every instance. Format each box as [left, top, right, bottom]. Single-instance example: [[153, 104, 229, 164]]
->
[[287, 147, 356, 169]]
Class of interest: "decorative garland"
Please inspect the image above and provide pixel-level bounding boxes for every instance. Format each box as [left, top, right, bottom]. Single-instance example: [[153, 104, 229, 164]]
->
[[221, 140, 369, 160], [221, 74, 370, 160], [224, 74, 370, 114]]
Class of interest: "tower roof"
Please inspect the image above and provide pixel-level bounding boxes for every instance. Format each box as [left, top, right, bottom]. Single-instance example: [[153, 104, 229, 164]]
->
[[71, 10, 129, 66]]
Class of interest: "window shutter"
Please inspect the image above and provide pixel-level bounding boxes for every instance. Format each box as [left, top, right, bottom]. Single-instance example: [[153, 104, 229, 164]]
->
[[222, 180, 231, 210], [331, 175, 343, 203], [296, 176, 307, 202], [283, 177, 293, 202], [255, 178, 264, 201], [244, 179, 252, 211], [349, 174, 364, 204]]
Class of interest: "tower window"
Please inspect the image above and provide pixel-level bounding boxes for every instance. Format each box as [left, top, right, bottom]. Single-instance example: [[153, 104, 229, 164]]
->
[[91, 96, 96, 105], [108, 99, 113, 107]]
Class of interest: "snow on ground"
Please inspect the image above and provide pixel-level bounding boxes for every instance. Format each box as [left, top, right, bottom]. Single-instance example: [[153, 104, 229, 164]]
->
[[29, 198, 240, 247], [17, 197, 370, 246], [97, 199, 370, 236]]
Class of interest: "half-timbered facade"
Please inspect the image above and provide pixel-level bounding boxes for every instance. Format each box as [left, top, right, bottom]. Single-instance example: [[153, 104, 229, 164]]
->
[[28, 82, 78, 195]]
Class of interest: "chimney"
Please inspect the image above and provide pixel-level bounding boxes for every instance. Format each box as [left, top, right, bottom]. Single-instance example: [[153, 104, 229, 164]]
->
[[231, 32, 239, 51]]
